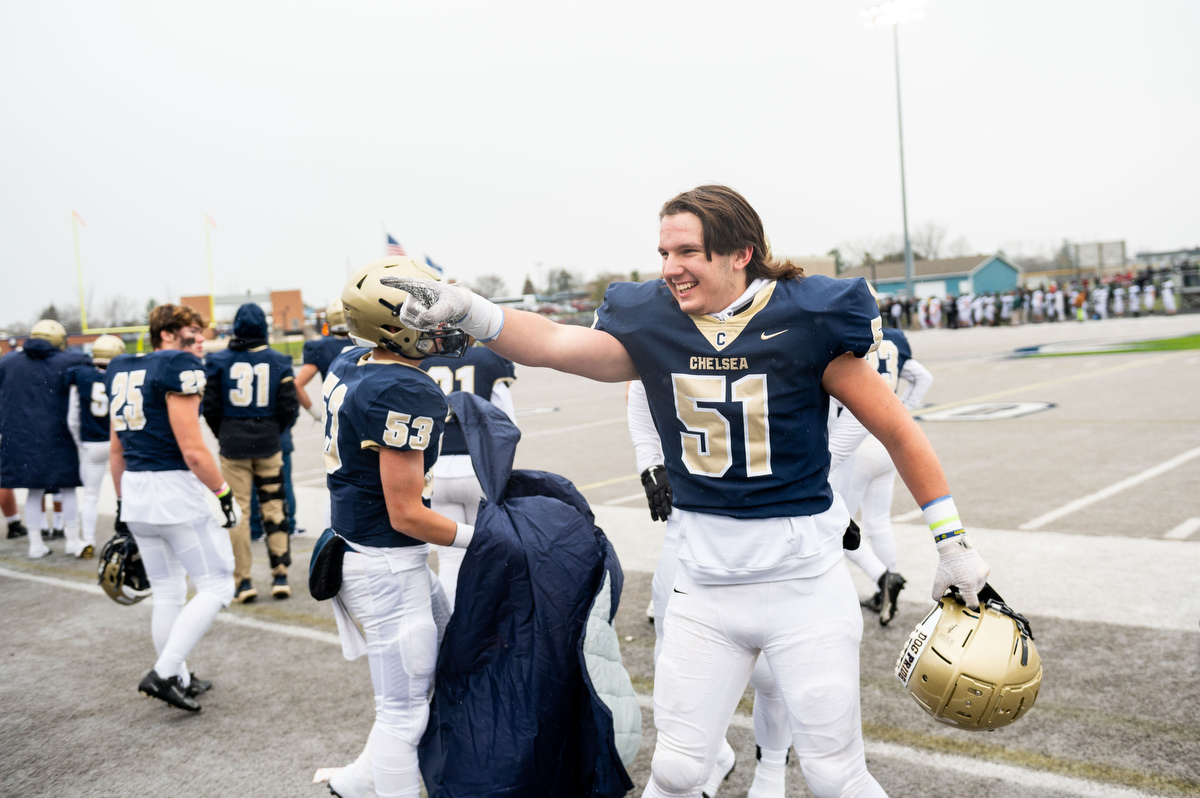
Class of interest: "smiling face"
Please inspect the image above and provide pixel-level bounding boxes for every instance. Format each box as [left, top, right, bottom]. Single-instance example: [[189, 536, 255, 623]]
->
[[658, 212, 751, 316]]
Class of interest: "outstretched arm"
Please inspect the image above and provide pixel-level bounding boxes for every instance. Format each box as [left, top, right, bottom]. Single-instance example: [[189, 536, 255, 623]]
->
[[388, 277, 638, 383]]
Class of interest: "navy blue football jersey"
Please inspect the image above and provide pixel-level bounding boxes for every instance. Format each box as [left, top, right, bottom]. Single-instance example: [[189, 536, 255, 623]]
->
[[107, 351, 207, 472], [65, 364, 111, 443], [419, 345, 516, 455], [867, 327, 912, 394], [303, 335, 356, 380], [204, 346, 294, 420], [594, 276, 881, 519], [323, 348, 447, 548]]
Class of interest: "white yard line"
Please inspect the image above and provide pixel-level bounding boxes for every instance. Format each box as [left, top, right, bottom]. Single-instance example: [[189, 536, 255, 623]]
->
[[603, 492, 651, 506], [1020, 445, 1200, 530], [521, 417, 627, 438], [1164, 517, 1200, 540]]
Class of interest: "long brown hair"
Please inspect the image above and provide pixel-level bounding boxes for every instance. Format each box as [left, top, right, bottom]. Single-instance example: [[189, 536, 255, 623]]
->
[[148, 304, 203, 349], [659, 185, 804, 281]]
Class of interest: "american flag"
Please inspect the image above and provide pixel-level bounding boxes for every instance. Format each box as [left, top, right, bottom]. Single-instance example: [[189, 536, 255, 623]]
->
[[424, 255, 445, 277], [385, 234, 407, 257]]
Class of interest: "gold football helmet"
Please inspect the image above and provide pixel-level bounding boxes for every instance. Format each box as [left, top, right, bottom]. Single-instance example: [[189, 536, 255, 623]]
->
[[97, 533, 151, 606], [326, 299, 349, 334], [341, 257, 467, 359], [896, 585, 1040, 731], [31, 319, 68, 349], [90, 334, 126, 365]]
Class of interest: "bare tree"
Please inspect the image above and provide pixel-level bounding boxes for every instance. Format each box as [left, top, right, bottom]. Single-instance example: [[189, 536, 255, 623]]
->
[[947, 236, 974, 258], [912, 221, 948, 260], [470, 275, 507, 299], [587, 272, 629, 304]]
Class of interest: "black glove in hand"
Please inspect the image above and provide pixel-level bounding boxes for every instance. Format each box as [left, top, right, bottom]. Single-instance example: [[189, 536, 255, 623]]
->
[[114, 498, 131, 539], [640, 465, 673, 522], [216, 486, 242, 529]]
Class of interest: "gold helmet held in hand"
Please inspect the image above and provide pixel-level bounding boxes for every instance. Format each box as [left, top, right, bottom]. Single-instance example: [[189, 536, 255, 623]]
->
[[895, 584, 1040, 731], [341, 257, 467, 360]]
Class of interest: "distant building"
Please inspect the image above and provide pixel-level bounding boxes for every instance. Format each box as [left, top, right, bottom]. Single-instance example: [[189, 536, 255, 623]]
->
[[180, 290, 307, 335], [838, 253, 1022, 297], [1134, 247, 1200, 266]]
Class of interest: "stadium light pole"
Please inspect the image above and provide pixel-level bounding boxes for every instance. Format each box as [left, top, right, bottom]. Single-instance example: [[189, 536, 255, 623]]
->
[[862, 0, 925, 299]]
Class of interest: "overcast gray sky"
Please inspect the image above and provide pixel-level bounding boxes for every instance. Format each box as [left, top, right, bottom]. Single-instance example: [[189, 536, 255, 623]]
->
[[2, 0, 1197, 327]]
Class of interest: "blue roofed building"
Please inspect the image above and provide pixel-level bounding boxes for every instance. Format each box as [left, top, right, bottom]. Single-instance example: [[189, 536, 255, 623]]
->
[[839, 253, 1022, 297]]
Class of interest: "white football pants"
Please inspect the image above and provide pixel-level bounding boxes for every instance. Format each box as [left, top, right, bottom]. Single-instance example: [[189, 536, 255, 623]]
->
[[23, 488, 80, 555], [429, 466, 483, 611], [644, 561, 885, 798], [78, 441, 109, 546], [339, 548, 437, 798], [652, 518, 794, 771], [128, 516, 235, 685], [833, 439, 899, 585]]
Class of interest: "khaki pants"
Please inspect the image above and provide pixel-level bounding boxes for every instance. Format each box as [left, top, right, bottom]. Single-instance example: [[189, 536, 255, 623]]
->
[[221, 452, 289, 584]]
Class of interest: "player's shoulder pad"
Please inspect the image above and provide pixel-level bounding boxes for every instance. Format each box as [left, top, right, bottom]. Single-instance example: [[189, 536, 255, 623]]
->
[[594, 279, 673, 334], [788, 275, 880, 358], [330, 345, 368, 373], [162, 349, 205, 370]]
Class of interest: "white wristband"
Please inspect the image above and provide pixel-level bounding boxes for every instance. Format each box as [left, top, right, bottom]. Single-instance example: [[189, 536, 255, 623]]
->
[[922, 495, 965, 544], [450, 522, 475, 549], [458, 295, 505, 342]]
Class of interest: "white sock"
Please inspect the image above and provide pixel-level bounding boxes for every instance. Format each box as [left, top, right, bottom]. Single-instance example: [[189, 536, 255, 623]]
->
[[6, 514, 20, 524], [53, 511, 64, 529], [368, 723, 420, 798]]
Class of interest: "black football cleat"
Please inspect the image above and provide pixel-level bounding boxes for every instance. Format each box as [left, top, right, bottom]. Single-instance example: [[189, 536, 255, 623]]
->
[[184, 673, 213, 698], [7, 520, 28, 539], [878, 571, 907, 627], [138, 670, 201, 711], [48, 527, 65, 540]]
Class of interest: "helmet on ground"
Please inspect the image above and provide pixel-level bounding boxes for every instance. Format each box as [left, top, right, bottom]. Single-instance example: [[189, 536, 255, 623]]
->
[[895, 584, 1040, 731], [31, 319, 68, 349], [97, 533, 151, 605], [91, 335, 125, 365], [326, 299, 349, 335], [341, 257, 467, 359]]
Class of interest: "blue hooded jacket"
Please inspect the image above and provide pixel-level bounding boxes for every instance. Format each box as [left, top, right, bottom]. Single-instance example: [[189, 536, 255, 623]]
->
[[418, 393, 640, 798], [0, 338, 88, 488]]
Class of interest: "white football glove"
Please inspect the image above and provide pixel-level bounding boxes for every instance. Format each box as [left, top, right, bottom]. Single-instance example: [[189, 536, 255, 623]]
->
[[381, 276, 504, 341], [933, 535, 990, 609]]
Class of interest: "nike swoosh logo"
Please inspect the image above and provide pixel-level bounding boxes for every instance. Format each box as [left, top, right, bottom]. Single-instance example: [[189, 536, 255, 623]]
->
[[672, 587, 688, 595], [760, 330, 787, 340]]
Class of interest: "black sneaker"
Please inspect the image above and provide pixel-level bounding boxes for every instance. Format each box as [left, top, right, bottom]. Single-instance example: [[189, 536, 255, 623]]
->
[[271, 574, 291, 600], [6, 520, 28, 539], [48, 527, 65, 540], [878, 571, 907, 627], [234, 579, 258, 604], [860, 591, 883, 612], [138, 670, 201, 711], [184, 673, 212, 698]]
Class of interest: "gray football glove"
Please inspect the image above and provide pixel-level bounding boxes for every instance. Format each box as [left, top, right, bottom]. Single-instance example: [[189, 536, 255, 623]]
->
[[381, 276, 503, 341], [933, 535, 990, 609]]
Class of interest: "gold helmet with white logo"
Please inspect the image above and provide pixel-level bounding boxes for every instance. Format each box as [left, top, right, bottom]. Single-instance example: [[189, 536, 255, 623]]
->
[[895, 585, 1041, 731], [341, 257, 467, 360]]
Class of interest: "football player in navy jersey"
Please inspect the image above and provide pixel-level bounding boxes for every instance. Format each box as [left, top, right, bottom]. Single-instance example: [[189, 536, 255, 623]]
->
[[65, 334, 127, 559], [390, 185, 990, 798], [203, 303, 299, 602], [295, 299, 355, 422], [320, 258, 471, 798], [829, 326, 933, 626], [418, 340, 517, 610], [0, 319, 88, 559], [108, 304, 241, 712]]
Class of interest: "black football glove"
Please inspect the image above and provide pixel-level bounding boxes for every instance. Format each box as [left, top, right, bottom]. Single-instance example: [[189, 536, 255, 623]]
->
[[114, 498, 132, 539], [215, 485, 242, 529], [640, 465, 673, 522]]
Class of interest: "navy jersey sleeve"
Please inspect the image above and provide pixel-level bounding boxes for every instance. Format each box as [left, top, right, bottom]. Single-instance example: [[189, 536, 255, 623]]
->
[[162, 351, 207, 396], [302, 339, 322, 367], [363, 381, 447, 454], [829, 277, 882, 360]]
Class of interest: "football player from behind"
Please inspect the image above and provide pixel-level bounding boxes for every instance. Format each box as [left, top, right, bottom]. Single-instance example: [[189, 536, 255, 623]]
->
[[319, 257, 470, 798], [0, 319, 88, 558], [108, 304, 240, 712], [829, 325, 933, 626], [418, 335, 517, 610], [203, 303, 299, 602], [65, 334, 127, 558]]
